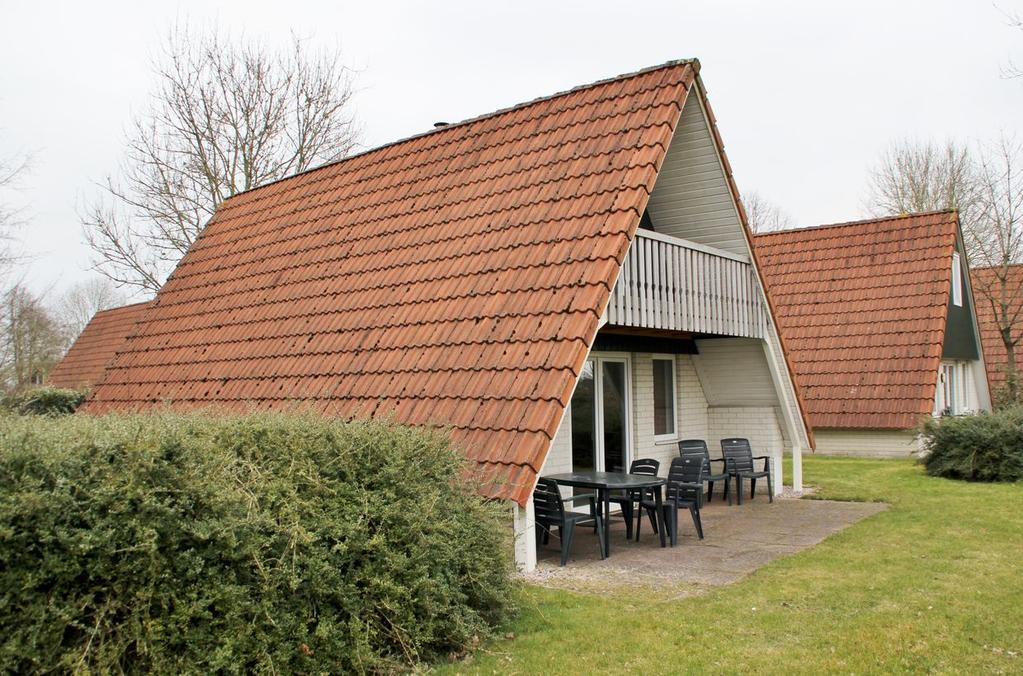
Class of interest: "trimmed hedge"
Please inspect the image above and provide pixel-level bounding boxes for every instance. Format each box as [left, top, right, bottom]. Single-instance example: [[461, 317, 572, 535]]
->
[[0, 412, 512, 673], [919, 407, 1023, 482], [1, 386, 86, 415]]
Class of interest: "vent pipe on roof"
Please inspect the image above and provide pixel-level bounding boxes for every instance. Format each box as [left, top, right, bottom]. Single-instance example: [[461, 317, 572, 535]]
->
[[433, 122, 449, 128]]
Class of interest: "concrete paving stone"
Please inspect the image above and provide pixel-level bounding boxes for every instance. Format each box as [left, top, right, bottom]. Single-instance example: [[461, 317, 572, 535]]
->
[[523, 494, 887, 592]]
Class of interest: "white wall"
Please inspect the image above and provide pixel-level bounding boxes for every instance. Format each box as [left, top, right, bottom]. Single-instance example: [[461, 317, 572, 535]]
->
[[543, 401, 574, 475], [630, 353, 708, 471], [691, 338, 778, 406], [813, 428, 922, 458], [542, 348, 787, 494], [707, 406, 784, 491]]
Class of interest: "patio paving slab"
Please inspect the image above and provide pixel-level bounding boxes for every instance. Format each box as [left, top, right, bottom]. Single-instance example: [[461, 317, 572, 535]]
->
[[522, 494, 886, 594]]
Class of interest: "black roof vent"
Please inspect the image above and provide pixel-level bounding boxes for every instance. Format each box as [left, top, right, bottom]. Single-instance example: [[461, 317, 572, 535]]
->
[[433, 121, 449, 128]]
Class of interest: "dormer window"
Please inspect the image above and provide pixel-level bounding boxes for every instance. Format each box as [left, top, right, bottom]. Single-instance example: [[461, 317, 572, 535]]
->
[[951, 252, 962, 307]]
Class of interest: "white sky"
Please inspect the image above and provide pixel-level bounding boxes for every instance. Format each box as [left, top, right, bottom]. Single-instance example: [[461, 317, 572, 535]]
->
[[2, 0, 1023, 300]]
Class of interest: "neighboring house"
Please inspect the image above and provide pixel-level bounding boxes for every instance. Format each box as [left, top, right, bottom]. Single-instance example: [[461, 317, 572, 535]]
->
[[47, 301, 153, 390], [970, 264, 1023, 401], [81, 60, 812, 570], [754, 212, 991, 458]]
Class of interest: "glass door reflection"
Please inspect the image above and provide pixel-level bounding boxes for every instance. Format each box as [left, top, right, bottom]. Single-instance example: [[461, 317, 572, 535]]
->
[[568, 356, 629, 474]]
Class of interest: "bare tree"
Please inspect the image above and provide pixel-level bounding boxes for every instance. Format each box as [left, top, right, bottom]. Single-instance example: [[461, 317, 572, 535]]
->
[[742, 190, 796, 233], [0, 150, 29, 278], [863, 139, 980, 225], [967, 136, 1023, 403], [56, 278, 129, 341], [1002, 8, 1023, 79], [864, 136, 1023, 404], [83, 25, 360, 293], [0, 285, 67, 391]]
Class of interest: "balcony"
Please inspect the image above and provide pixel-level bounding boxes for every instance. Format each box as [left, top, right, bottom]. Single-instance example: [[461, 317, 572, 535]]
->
[[606, 229, 766, 339]]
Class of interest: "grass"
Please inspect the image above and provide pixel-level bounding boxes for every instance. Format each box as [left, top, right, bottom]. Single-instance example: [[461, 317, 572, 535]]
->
[[446, 457, 1023, 674]]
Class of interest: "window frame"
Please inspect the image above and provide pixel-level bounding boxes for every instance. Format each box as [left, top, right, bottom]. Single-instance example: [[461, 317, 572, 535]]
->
[[940, 362, 958, 415], [951, 251, 962, 307], [651, 355, 678, 441]]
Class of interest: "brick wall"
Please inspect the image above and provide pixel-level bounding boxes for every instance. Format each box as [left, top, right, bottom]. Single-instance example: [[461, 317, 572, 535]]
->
[[707, 406, 784, 491], [630, 353, 708, 471]]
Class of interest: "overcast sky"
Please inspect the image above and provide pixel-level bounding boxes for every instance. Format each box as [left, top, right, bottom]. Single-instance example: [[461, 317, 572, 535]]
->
[[2, 0, 1023, 300]]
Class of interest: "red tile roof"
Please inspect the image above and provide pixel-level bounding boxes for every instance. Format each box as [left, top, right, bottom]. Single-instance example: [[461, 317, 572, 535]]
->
[[971, 264, 1023, 396], [753, 211, 960, 430], [82, 61, 699, 504], [48, 301, 153, 390]]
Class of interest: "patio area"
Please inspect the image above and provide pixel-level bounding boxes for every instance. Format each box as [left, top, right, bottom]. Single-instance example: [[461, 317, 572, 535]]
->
[[525, 493, 886, 594]]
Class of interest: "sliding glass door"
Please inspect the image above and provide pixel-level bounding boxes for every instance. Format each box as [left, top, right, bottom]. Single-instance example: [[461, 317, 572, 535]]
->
[[570, 355, 630, 473]]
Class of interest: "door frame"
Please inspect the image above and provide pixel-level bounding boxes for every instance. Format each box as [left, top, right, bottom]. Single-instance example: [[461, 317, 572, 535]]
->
[[577, 352, 632, 473]]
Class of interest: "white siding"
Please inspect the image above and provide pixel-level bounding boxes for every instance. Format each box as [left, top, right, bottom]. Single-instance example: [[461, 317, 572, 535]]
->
[[813, 428, 922, 459], [691, 338, 778, 406], [645, 92, 746, 255]]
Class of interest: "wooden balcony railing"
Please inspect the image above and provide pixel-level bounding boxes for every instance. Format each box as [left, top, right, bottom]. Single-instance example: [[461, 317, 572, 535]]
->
[[606, 229, 767, 338]]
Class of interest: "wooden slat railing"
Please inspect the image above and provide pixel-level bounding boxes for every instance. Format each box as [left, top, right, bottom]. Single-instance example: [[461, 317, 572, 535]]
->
[[606, 229, 766, 338]]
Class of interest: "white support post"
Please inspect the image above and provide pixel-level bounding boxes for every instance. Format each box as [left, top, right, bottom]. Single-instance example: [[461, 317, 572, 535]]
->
[[771, 442, 784, 497], [512, 499, 536, 572], [791, 444, 803, 494]]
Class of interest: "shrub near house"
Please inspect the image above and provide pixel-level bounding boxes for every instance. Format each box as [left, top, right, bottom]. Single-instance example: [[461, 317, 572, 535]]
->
[[0, 386, 86, 415], [919, 407, 1023, 482], [0, 412, 511, 673]]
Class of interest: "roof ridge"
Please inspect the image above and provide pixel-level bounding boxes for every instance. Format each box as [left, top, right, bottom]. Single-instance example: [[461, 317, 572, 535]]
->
[[94, 299, 154, 316], [753, 209, 959, 240], [221, 59, 698, 204]]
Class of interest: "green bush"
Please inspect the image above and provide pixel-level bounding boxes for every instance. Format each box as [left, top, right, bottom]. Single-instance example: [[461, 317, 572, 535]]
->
[[919, 407, 1023, 482], [0, 386, 87, 415], [0, 412, 512, 673]]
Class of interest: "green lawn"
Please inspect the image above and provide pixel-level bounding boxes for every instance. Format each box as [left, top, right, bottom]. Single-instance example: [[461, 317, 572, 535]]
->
[[447, 457, 1023, 674]]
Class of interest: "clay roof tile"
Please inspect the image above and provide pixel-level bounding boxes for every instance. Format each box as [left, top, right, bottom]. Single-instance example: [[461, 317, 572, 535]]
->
[[82, 60, 698, 505]]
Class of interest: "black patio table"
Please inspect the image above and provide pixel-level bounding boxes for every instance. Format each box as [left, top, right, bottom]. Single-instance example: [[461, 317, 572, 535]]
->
[[544, 471, 668, 557]]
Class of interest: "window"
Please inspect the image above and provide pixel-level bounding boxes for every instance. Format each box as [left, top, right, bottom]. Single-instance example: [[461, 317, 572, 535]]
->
[[652, 357, 676, 438], [952, 252, 962, 307], [941, 363, 957, 415]]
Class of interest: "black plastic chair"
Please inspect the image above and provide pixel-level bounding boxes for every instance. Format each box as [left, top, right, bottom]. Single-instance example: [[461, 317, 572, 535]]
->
[[678, 439, 730, 502], [641, 456, 705, 546], [533, 477, 605, 566], [720, 438, 773, 505], [608, 458, 659, 540]]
